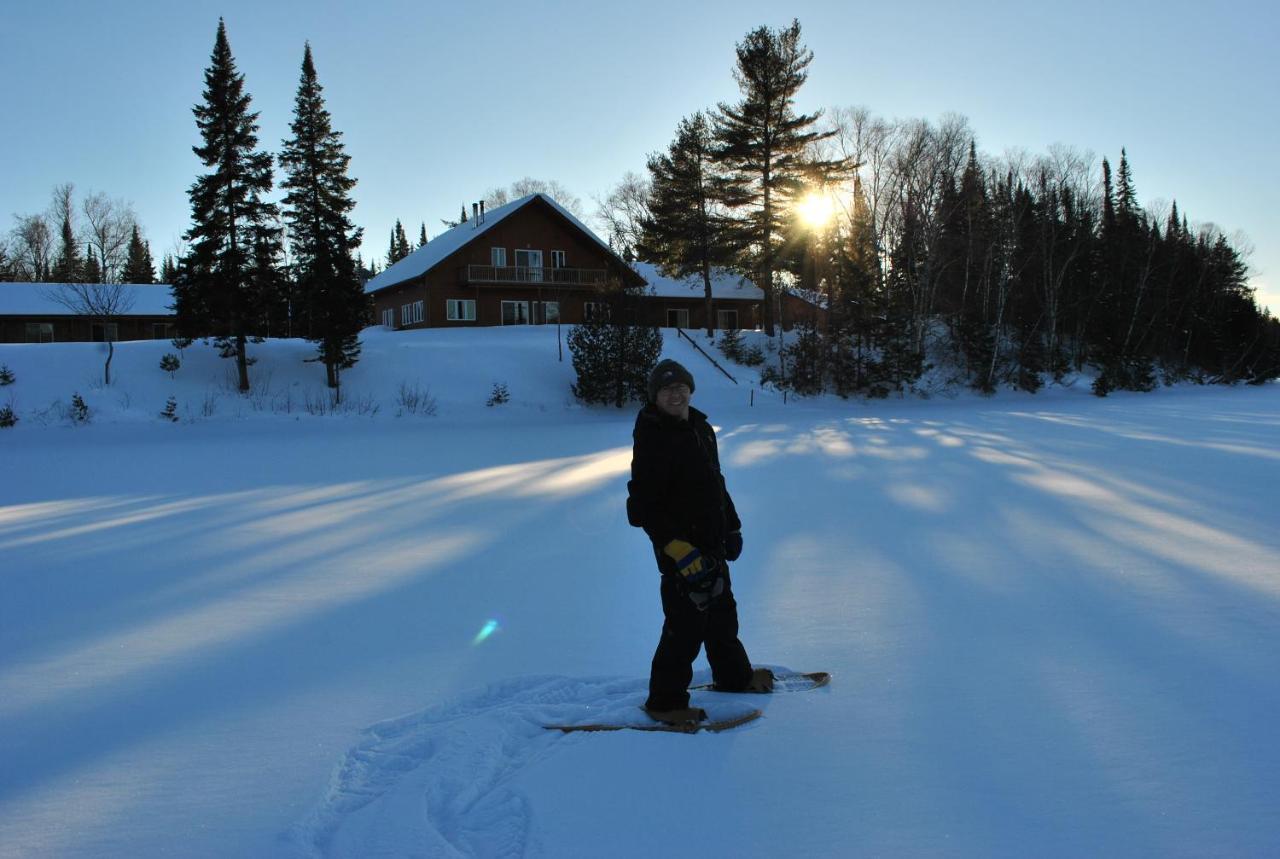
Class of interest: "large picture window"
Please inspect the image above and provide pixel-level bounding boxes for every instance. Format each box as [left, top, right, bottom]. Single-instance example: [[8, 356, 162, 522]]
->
[[26, 322, 54, 343], [447, 299, 476, 321], [514, 249, 543, 282], [534, 301, 559, 325], [501, 301, 530, 325], [91, 322, 119, 342]]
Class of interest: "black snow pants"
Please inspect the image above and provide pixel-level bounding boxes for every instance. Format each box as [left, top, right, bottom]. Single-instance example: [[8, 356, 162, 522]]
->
[[645, 569, 754, 711]]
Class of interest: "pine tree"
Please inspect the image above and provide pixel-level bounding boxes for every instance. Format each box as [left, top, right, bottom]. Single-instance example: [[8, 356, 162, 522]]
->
[[638, 112, 737, 337], [160, 254, 178, 283], [386, 219, 411, 267], [568, 284, 663, 406], [51, 212, 81, 282], [279, 43, 366, 395], [174, 18, 277, 392], [81, 244, 103, 283], [713, 19, 849, 335], [418, 223, 429, 249], [121, 225, 156, 283]]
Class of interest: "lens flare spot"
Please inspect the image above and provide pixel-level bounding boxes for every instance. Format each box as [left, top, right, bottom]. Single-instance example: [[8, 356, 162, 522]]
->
[[472, 619, 501, 646]]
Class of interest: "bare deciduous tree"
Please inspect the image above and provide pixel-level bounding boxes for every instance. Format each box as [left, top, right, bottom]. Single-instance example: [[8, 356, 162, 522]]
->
[[7, 214, 53, 281], [46, 281, 137, 385], [593, 171, 651, 259], [82, 192, 138, 283]]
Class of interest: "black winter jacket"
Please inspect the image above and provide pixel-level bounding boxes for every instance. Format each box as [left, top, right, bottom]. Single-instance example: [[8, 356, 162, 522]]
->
[[626, 403, 741, 573]]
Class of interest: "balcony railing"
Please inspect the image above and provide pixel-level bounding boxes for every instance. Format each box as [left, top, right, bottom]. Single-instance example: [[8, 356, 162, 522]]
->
[[463, 264, 607, 287]]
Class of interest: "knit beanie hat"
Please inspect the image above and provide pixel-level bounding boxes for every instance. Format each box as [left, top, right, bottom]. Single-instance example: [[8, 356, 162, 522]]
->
[[647, 359, 695, 402]]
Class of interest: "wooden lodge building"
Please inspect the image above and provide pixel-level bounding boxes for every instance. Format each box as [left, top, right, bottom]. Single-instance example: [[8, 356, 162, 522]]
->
[[365, 193, 785, 332], [0, 282, 175, 344]]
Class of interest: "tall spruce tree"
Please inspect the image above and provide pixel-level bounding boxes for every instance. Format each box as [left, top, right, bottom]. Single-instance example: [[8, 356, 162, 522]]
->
[[713, 19, 848, 335], [175, 19, 277, 391], [279, 43, 366, 395], [51, 212, 81, 282], [121, 225, 156, 283], [638, 112, 737, 337], [386, 219, 411, 267], [418, 223, 429, 249]]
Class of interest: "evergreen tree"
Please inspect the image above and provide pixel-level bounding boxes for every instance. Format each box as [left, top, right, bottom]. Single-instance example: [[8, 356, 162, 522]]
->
[[638, 112, 737, 337], [568, 284, 663, 407], [121, 225, 156, 283], [279, 43, 366, 394], [386, 219, 411, 267], [174, 19, 277, 392], [713, 19, 849, 335], [51, 212, 80, 282], [81, 244, 103, 283], [160, 254, 178, 284], [418, 222, 429, 249]]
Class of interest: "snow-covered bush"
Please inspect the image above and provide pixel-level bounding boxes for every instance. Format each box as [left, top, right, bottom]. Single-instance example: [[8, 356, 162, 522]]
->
[[0, 404, 16, 428], [160, 396, 179, 422], [69, 393, 90, 424], [486, 382, 510, 406], [0, 364, 15, 386], [160, 353, 181, 379]]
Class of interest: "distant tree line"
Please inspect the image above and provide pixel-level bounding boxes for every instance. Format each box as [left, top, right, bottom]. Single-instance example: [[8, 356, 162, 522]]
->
[[2, 184, 159, 285], [596, 20, 1278, 394]]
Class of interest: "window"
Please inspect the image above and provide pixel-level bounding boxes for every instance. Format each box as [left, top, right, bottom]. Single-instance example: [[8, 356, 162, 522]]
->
[[382, 308, 395, 328], [447, 299, 476, 321], [491, 247, 507, 267], [91, 322, 119, 342], [501, 301, 530, 325], [152, 323, 172, 340], [584, 302, 610, 322], [551, 250, 566, 268], [533, 301, 559, 325], [26, 322, 54, 343], [514, 249, 543, 282], [717, 309, 739, 331], [666, 309, 689, 329], [400, 302, 424, 325]]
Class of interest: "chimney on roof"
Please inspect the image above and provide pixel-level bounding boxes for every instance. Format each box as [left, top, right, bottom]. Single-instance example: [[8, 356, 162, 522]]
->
[[472, 203, 479, 227], [479, 200, 485, 223]]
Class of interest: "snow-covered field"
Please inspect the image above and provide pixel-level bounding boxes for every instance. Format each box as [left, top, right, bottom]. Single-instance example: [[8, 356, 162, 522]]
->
[[1, 327, 1278, 857]]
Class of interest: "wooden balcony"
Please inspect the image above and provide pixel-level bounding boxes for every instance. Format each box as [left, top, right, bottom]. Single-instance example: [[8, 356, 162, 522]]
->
[[462, 264, 608, 287]]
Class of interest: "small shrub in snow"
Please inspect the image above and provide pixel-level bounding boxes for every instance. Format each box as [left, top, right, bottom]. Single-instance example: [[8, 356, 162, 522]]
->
[[0, 365, 14, 386], [0, 404, 16, 428], [69, 393, 90, 424], [741, 343, 766, 367], [160, 353, 181, 378], [719, 329, 744, 363], [396, 381, 438, 417], [160, 397, 179, 422], [486, 382, 510, 407]]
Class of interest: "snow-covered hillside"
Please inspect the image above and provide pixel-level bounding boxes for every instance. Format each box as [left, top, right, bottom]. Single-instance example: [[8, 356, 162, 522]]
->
[[1, 327, 1278, 857]]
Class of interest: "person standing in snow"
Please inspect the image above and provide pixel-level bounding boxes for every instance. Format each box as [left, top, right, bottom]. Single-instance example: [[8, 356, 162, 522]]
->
[[626, 359, 773, 722]]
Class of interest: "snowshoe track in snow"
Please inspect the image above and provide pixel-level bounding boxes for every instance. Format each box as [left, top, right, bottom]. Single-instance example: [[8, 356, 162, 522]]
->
[[294, 671, 767, 857]]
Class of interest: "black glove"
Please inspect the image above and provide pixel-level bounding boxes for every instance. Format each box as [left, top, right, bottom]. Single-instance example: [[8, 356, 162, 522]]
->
[[724, 531, 743, 562]]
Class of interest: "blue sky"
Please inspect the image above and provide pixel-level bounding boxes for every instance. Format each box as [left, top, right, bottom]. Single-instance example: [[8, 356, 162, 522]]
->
[[2, 0, 1276, 311]]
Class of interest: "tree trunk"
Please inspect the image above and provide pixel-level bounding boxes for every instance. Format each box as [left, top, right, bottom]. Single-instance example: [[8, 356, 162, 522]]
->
[[236, 333, 250, 392], [104, 338, 114, 386]]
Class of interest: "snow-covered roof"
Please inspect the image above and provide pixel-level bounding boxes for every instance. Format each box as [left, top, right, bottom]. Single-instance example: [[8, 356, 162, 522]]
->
[[0, 282, 175, 316], [631, 261, 763, 300], [364, 193, 625, 294]]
